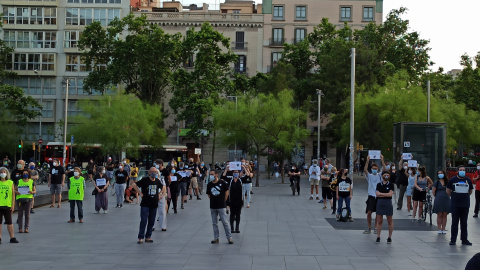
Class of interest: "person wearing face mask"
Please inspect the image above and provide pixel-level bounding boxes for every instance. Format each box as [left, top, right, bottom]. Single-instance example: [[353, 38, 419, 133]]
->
[[288, 164, 301, 196], [446, 165, 473, 245], [48, 158, 65, 208], [404, 166, 416, 216], [106, 159, 114, 183], [187, 158, 201, 201], [130, 162, 139, 183], [114, 164, 129, 208], [27, 162, 39, 214], [412, 166, 433, 222], [396, 158, 410, 210], [207, 170, 233, 244], [0, 167, 19, 243], [122, 158, 131, 178], [177, 162, 190, 208], [67, 167, 85, 223], [11, 160, 25, 186], [65, 158, 76, 181], [308, 159, 321, 200], [227, 170, 244, 233], [336, 168, 353, 221], [329, 167, 338, 214], [363, 155, 384, 234], [432, 170, 450, 234], [86, 159, 96, 182], [241, 160, 254, 206], [473, 164, 480, 218], [167, 167, 182, 214], [320, 165, 333, 209], [93, 166, 109, 214], [16, 169, 36, 233], [198, 161, 207, 195], [375, 171, 395, 244], [154, 166, 168, 231], [131, 167, 164, 244]]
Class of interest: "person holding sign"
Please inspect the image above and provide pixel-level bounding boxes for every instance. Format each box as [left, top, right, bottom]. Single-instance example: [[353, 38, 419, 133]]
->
[[396, 156, 411, 210], [167, 167, 182, 214], [16, 169, 36, 233], [363, 155, 385, 234], [446, 166, 473, 245], [48, 158, 65, 208], [67, 167, 85, 223], [0, 167, 19, 243], [412, 167, 433, 222], [375, 171, 395, 244], [93, 166, 109, 214], [336, 168, 353, 221], [177, 162, 190, 208]]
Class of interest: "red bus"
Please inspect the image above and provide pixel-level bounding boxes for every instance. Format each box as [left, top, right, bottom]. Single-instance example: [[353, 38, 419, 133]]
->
[[43, 142, 70, 166]]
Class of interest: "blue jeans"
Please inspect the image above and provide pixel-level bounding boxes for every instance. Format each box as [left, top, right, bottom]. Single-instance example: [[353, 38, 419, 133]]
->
[[138, 206, 157, 240], [69, 200, 83, 220], [337, 196, 351, 215], [210, 208, 231, 240], [179, 182, 187, 197], [243, 183, 252, 203], [115, 183, 126, 205]]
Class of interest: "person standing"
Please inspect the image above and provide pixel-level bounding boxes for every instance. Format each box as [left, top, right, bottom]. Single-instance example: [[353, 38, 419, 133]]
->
[[27, 162, 39, 214], [130, 163, 139, 183], [432, 170, 450, 234], [86, 159, 96, 182], [11, 160, 25, 186], [336, 168, 353, 221], [106, 159, 114, 183], [206, 170, 233, 244], [114, 164, 129, 208], [0, 167, 19, 243], [363, 155, 383, 234], [241, 161, 254, 206], [412, 167, 433, 222], [65, 158, 76, 182], [167, 167, 182, 214], [48, 158, 65, 208], [329, 167, 338, 215], [320, 165, 333, 209], [3, 156, 11, 169], [308, 159, 321, 200], [446, 165, 473, 245], [288, 164, 301, 196], [188, 158, 201, 200], [16, 169, 36, 233], [93, 166, 109, 214], [155, 167, 168, 232], [131, 167, 164, 244], [473, 164, 480, 218], [198, 161, 207, 195], [228, 170, 244, 234], [67, 167, 85, 223], [178, 162, 189, 208], [375, 171, 395, 244]]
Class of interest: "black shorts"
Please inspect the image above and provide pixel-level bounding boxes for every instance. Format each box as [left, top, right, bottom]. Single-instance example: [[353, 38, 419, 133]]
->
[[0, 207, 13, 225], [322, 187, 332, 200], [412, 189, 426, 202], [365, 196, 377, 213]]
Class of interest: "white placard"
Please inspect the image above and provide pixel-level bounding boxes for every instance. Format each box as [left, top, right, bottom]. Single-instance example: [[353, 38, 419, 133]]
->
[[229, 161, 242, 171], [195, 148, 202, 155], [170, 176, 177, 182], [404, 141, 410, 147], [96, 178, 106, 186], [408, 160, 417, 168], [338, 181, 350, 192], [368, 150, 381, 159], [402, 153, 413, 160], [178, 171, 187, 178], [455, 183, 469, 194], [18, 186, 30, 195]]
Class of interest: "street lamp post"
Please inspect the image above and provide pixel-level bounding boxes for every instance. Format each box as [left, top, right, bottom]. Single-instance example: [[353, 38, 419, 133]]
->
[[227, 95, 239, 161], [34, 69, 43, 163], [316, 89, 323, 160], [349, 48, 355, 179], [62, 78, 70, 167]]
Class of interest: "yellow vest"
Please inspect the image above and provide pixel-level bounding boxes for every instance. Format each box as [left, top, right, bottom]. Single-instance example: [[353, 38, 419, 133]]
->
[[68, 176, 85, 201], [16, 179, 34, 200], [0, 180, 14, 207]]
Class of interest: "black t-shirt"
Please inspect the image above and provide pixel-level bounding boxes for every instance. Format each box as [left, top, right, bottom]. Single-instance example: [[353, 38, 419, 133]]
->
[[221, 171, 233, 185], [189, 163, 198, 177], [289, 168, 300, 179], [199, 166, 207, 179], [227, 179, 244, 207], [50, 166, 65, 185], [241, 175, 252, 184], [337, 177, 352, 198], [389, 171, 397, 184], [207, 180, 228, 209], [11, 169, 23, 185], [397, 169, 408, 186], [66, 164, 75, 179], [376, 181, 394, 200], [106, 163, 114, 171], [178, 168, 190, 183], [115, 170, 128, 184], [447, 176, 473, 208], [136, 177, 163, 208]]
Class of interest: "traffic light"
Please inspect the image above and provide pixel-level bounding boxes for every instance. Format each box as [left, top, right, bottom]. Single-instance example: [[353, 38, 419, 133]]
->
[[33, 142, 36, 151], [18, 139, 23, 149]]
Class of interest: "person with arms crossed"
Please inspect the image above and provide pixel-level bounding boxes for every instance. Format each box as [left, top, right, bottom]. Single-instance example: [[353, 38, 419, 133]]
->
[[207, 170, 233, 244], [67, 167, 85, 223], [375, 171, 395, 244]]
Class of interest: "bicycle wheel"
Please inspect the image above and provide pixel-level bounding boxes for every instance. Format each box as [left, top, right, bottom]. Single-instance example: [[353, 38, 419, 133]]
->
[[428, 203, 433, 225], [422, 203, 427, 221]]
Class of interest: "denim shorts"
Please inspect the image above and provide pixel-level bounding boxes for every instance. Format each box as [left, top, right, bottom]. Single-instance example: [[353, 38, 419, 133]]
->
[[50, 184, 62, 195]]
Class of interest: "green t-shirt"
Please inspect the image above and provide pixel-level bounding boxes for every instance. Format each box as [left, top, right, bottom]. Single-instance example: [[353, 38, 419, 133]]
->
[[0, 180, 14, 207], [68, 176, 85, 201]]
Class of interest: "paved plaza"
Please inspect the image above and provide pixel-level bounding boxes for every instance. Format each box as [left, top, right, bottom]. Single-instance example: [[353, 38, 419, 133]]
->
[[1, 174, 478, 269]]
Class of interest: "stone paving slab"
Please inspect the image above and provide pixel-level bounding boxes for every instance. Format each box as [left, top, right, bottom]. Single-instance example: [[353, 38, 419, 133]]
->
[[0, 174, 478, 269]]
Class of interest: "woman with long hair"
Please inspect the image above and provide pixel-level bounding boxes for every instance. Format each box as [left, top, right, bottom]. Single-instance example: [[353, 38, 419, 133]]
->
[[433, 170, 450, 234], [404, 167, 416, 216], [412, 166, 433, 222]]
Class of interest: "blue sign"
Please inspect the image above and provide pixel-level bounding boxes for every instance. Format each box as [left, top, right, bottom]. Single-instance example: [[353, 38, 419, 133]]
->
[[71, 135, 74, 144]]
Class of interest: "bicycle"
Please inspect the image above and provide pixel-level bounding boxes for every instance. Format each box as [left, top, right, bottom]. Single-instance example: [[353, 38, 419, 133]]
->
[[422, 188, 433, 225]]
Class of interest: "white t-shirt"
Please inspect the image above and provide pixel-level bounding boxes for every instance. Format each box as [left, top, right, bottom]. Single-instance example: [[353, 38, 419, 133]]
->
[[309, 165, 321, 180], [366, 173, 381, 197]]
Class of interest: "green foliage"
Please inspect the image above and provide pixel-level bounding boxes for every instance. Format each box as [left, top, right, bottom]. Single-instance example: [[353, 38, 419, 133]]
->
[[79, 14, 183, 104], [0, 84, 42, 125], [170, 22, 237, 141], [68, 93, 166, 157], [452, 53, 480, 112]]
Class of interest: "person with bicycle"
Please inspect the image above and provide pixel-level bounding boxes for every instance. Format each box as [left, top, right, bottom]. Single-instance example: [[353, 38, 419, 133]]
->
[[412, 166, 433, 222], [432, 170, 450, 234], [288, 164, 301, 196]]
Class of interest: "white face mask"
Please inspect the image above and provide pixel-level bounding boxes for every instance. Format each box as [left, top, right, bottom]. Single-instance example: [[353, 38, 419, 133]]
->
[[408, 170, 412, 174], [0, 173, 6, 179], [53, 162, 58, 167], [17, 164, 23, 169], [119, 166, 123, 169], [403, 166, 408, 170], [74, 172, 79, 177], [291, 166, 295, 170], [102, 170, 106, 174], [477, 166, 480, 170], [392, 166, 396, 170]]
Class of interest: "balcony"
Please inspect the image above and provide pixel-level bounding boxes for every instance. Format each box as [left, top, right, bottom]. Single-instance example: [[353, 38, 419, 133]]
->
[[269, 38, 285, 47], [231, 42, 248, 51]]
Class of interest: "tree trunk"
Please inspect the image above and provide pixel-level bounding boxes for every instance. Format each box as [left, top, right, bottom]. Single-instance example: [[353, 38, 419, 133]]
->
[[280, 160, 285, 184], [211, 129, 216, 170]]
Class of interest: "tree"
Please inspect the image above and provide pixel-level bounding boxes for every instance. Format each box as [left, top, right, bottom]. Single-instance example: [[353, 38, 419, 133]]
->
[[214, 90, 309, 185], [169, 22, 237, 164], [452, 53, 480, 112], [78, 14, 183, 105], [0, 20, 16, 82], [68, 93, 166, 158]]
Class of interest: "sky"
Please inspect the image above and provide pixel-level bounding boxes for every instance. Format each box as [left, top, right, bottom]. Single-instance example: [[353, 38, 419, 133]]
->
[[175, 0, 480, 72]]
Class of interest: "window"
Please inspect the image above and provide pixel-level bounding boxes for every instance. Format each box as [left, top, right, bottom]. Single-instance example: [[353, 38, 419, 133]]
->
[[14, 54, 27, 70], [296, 6, 306, 20], [68, 0, 122, 3], [68, 101, 81, 117], [11, 53, 55, 71], [17, 31, 30, 48], [3, 7, 15, 24], [233, 10, 241, 14], [67, 8, 120, 26], [273, 6, 284, 20], [3, 31, 15, 47], [66, 55, 80, 72], [28, 54, 41, 70], [4, 77, 56, 96], [294, 28, 306, 44], [340, 7, 351, 21], [69, 78, 87, 95], [64, 31, 82, 48], [80, 9, 93, 25], [272, 28, 284, 46], [44, 32, 57, 48], [235, 55, 246, 74], [44, 8, 57, 25], [66, 8, 79, 25], [272, 52, 282, 66], [2, 7, 56, 25], [235, 31, 245, 49], [184, 55, 194, 68], [41, 101, 54, 118], [363, 7, 374, 21], [42, 54, 55, 71], [30, 7, 43, 25]]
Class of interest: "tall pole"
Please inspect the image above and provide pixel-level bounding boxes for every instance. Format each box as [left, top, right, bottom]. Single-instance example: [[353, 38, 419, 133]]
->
[[349, 48, 355, 179], [316, 89, 322, 160], [227, 96, 239, 161], [427, 80, 431, 122], [63, 79, 69, 167]]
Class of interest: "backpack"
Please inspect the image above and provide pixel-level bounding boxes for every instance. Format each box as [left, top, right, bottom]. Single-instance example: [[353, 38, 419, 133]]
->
[[338, 207, 350, 222]]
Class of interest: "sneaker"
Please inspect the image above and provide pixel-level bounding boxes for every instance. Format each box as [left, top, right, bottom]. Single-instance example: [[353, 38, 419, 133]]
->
[[94, 211, 100, 214], [10, 238, 19, 243], [211, 238, 219, 244], [349, 217, 354, 222], [322, 206, 327, 209], [30, 209, 35, 214], [418, 219, 422, 223], [363, 229, 371, 234], [442, 230, 447, 235], [319, 199, 324, 203], [197, 196, 202, 200], [396, 207, 401, 210], [474, 214, 478, 218], [228, 238, 234, 244], [103, 210, 108, 214], [116, 205, 119, 208], [120, 204, 123, 208], [376, 237, 380, 243], [449, 241, 456, 245], [309, 197, 313, 200], [387, 238, 392, 244], [462, 240, 473, 246], [235, 230, 240, 233], [412, 219, 416, 222], [438, 230, 443, 234], [316, 197, 320, 200], [181, 205, 184, 209], [189, 195, 192, 200]]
